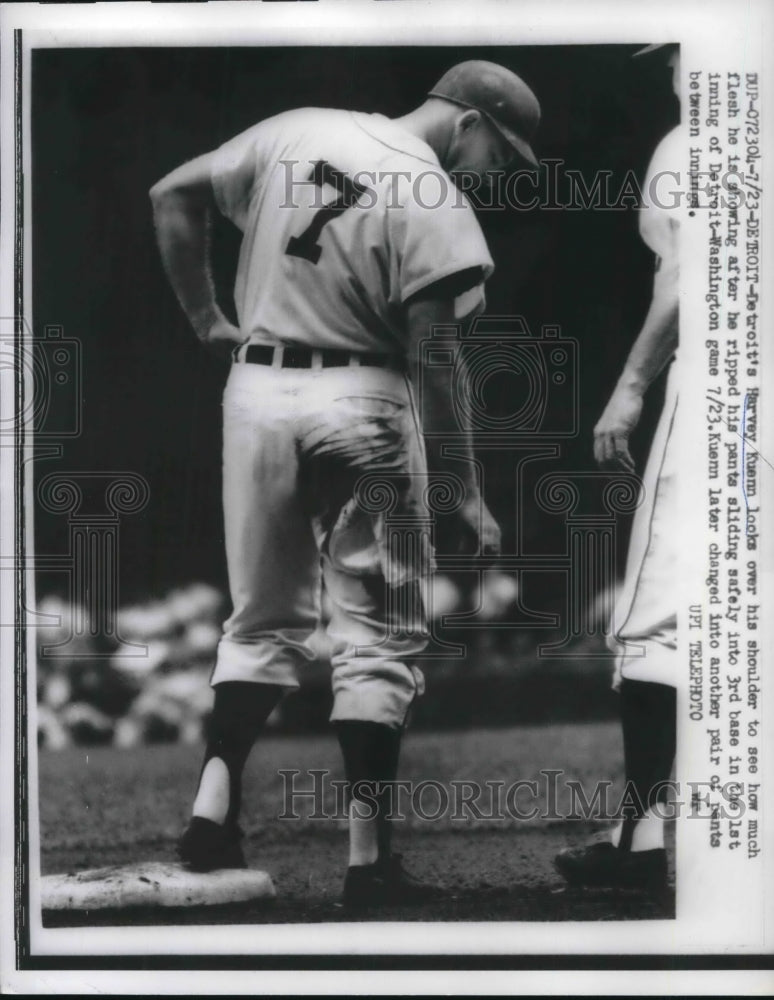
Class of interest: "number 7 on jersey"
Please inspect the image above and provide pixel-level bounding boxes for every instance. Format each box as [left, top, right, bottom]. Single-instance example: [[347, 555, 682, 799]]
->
[[286, 160, 369, 265]]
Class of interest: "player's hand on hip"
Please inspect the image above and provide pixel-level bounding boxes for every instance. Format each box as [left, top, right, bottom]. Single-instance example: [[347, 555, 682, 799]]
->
[[593, 383, 643, 472], [196, 314, 245, 361]]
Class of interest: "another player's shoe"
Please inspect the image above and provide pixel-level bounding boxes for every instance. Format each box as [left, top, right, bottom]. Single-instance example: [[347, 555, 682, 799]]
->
[[554, 842, 668, 890], [342, 853, 445, 910], [177, 816, 247, 872]]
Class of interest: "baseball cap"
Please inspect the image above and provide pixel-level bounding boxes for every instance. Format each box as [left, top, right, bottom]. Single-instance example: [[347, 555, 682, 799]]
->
[[428, 60, 541, 168]]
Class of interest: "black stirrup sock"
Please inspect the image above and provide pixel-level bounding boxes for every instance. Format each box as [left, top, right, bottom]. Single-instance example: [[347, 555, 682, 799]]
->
[[199, 681, 285, 828], [335, 720, 402, 860], [617, 679, 676, 850]]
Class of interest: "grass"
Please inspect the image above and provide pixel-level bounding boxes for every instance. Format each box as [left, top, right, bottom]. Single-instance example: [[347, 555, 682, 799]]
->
[[39, 722, 625, 854], [38, 722, 676, 924]]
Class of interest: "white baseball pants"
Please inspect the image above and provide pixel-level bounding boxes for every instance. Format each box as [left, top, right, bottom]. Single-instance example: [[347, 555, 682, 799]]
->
[[610, 359, 679, 688], [210, 361, 431, 728]]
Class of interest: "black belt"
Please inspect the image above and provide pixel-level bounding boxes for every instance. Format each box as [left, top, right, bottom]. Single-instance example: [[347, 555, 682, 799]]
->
[[240, 344, 406, 373]]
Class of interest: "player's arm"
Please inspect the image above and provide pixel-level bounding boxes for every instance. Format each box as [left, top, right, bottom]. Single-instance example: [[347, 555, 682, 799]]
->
[[405, 292, 501, 557], [149, 152, 242, 358], [594, 254, 679, 471]]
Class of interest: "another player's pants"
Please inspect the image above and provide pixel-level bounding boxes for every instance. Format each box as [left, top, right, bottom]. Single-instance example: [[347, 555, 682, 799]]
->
[[610, 360, 679, 689], [210, 360, 431, 728]]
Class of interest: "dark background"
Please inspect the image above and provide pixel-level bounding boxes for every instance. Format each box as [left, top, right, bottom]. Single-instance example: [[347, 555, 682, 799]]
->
[[32, 44, 679, 605]]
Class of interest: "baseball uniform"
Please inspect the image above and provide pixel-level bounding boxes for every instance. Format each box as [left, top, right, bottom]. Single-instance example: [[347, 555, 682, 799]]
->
[[555, 47, 680, 889], [153, 59, 541, 894], [208, 107, 494, 727], [610, 124, 681, 689]]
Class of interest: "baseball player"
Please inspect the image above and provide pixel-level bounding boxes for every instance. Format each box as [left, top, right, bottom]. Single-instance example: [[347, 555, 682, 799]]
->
[[555, 44, 681, 889], [150, 61, 540, 908]]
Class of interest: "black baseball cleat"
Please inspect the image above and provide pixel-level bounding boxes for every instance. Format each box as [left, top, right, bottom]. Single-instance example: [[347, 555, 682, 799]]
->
[[177, 816, 247, 872], [342, 853, 445, 910], [554, 842, 668, 890]]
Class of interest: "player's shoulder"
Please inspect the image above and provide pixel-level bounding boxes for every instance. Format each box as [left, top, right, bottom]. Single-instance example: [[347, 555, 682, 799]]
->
[[640, 123, 686, 216], [271, 106, 352, 129], [225, 107, 352, 148], [346, 112, 472, 215], [225, 107, 439, 175], [348, 111, 439, 170], [646, 123, 686, 176]]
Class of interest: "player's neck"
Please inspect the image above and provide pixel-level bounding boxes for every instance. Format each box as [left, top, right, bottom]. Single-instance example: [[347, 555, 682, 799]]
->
[[391, 101, 454, 165]]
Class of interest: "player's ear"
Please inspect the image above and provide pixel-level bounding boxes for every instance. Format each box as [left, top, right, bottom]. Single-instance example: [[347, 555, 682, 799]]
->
[[454, 109, 482, 136]]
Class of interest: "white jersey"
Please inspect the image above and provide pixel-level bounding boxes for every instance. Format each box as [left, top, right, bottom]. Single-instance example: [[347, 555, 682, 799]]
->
[[211, 107, 494, 354]]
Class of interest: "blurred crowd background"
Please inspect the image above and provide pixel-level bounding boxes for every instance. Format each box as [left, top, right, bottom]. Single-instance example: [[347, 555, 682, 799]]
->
[[35, 574, 619, 749]]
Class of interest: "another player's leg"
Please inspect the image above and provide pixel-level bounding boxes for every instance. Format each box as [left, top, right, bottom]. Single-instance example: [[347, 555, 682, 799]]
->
[[555, 678, 675, 889], [556, 378, 678, 891]]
